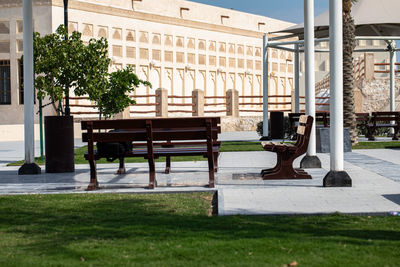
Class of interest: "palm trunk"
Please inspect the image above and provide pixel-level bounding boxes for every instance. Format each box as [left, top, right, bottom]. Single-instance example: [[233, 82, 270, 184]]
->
[[343, 0, 358, 144]]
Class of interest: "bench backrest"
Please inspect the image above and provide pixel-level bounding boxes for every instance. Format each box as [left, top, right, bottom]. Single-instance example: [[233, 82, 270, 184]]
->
[[371, 112, 400, 124], [289, 112, 327, 131], [355, 113, 370, 122], [81, 117, 221, 143], [295, 115, 314, 154]]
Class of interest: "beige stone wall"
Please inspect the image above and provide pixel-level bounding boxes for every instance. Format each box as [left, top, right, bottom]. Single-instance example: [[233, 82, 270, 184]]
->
[[0, 4, 55, 125], [357, 78, 400, 113], [49, 0, 295, 118], [0, 0, 295, 141], [221, 116, 262, 132]]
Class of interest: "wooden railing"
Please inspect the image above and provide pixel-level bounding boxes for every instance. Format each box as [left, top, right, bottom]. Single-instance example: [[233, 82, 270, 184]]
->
[[204, 96, 228, 114], [168, 95, 194, 114], [68, 90, 295, 119], [374, 62, 400, 74], [315, 54, 368, 95], [299, 96, 330, 112], [130, 94, 158, 114], [354, 57, 365, 80]]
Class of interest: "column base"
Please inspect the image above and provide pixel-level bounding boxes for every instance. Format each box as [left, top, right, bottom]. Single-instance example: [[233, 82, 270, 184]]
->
[[18, 163, 41, 175], [300, 155, 321, 168], [323, 170, 352, 187], [259, 136, 272, 141]]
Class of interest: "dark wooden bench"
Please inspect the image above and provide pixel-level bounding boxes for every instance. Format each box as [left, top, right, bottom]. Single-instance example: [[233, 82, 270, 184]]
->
[[261, 115, 313, 180], [81, 117, 221, 190], [367, 111, 400, 141], [288, 112, 328, 139], [355, 113, 371, 138]]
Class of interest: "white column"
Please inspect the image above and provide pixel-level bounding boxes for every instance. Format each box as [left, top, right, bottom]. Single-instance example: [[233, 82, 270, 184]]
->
[[294, 44, 300, 113], [23, 0, 35, 164], [329, 0, 344, 171], [262, 34, 269, 138], [304, 0, 316, 155], [390, 44, 396, 112]]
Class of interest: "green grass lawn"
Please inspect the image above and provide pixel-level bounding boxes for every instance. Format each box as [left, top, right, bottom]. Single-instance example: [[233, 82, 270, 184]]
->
[[8, 140, 400, 166], [0, 193, 399, 266]]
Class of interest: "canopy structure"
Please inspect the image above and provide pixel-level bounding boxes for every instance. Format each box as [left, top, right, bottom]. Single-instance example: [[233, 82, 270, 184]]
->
[[277, 0, 400, 39], [262, 0, 400, 186], [264, 0, 400, 131]]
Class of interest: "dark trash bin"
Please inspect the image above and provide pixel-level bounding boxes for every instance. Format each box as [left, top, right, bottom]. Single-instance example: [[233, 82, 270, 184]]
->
[[45, 116, 75, 173], [270, 111, 284, 139]]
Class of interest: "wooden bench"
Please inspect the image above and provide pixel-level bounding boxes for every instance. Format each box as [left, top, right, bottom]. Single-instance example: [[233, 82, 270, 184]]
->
[[355, 113, 371, 138], [81, 117, 221, 190], [261, 115, 313, 180], [367, 112, 400, 141], [288, 112, 328, 139]]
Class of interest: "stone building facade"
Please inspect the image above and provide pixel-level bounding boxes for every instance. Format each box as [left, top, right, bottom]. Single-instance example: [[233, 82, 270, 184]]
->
[[0, 0, 295, 140]]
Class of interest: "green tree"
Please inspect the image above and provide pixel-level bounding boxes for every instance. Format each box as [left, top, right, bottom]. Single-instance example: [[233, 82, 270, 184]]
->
[[98, 66, 151, 119], [343, 0, 358, 144], [33, 25, 150, 119], [33, 25, 109, 115]]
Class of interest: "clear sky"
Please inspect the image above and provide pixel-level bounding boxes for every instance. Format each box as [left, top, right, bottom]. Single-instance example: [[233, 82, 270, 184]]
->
[[189, 0, 329, 24]]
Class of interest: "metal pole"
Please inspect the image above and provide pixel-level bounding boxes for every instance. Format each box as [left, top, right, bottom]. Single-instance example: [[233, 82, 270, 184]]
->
[[23, 0, 34, 164], [294, 44, 300, 113], [323, 0, 351, 187], [390, 43, 396, 135], [305, 0, 316, 155], [300, 0, 321, 168], [39, 98, 44, 161], [329, 0, 344, 172], [390, 44, 396, 112], [261, 34, 270, 140], [64, 0, 70, 116], [18, 0, 40, 174]]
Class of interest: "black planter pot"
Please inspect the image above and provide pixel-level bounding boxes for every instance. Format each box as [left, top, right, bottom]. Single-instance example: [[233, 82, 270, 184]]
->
[[45, 116, 75, 173]]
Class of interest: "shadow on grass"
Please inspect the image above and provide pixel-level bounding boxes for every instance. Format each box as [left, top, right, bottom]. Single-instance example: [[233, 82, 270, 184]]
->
[[1, 194, 399, 260]]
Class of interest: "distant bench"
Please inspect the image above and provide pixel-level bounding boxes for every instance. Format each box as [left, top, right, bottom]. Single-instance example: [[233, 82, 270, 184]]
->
[[365, 111, 400, 141], [81, 117, 221, 190], [291, 112, 400, 141]]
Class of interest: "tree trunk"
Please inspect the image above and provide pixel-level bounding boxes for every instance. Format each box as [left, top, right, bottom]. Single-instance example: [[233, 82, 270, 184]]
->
[[343, 3, 358, 144]]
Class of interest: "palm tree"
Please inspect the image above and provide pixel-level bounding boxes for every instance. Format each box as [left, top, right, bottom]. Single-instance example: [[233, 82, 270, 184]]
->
[[342, 0, 358, 144]]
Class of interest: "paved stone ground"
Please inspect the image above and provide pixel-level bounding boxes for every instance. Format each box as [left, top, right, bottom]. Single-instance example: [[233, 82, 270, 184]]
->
[[0, 132, 399, 215], [218, 151, 400, 215]]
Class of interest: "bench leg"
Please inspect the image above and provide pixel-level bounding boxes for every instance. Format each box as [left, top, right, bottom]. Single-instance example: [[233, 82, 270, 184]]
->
[[261, 153, 282, 176], [262, 153, 311, 180], [87, 159, 99, 190], [148, 158, 156, 189], [116, 157, 126, 174], [207, 156, 215, 188], [213, 152, 219, 172], [368, 127, 376, 141], [165, 156, 171, 174], [392, 128, 399, 140]]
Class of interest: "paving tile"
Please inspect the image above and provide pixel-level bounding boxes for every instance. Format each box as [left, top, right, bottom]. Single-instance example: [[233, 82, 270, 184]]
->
[[1, 147, 400, 216]]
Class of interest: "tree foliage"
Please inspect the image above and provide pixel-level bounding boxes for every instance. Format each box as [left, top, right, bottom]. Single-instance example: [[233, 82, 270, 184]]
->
[[99, 66, 151, 118], [33, 25, 109, 115], [33, 24, 150, 118]]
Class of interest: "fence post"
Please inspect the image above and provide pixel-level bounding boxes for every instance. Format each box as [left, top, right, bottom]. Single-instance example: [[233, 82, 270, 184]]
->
[[156, 88, 168, 117], [364, 52, 375, 81], [226, 89, 239, 117], [114, 106, 131, 119], [354, 87, 363, 113], [291, 88, 296, 113], [192, 89, 204, 117]]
